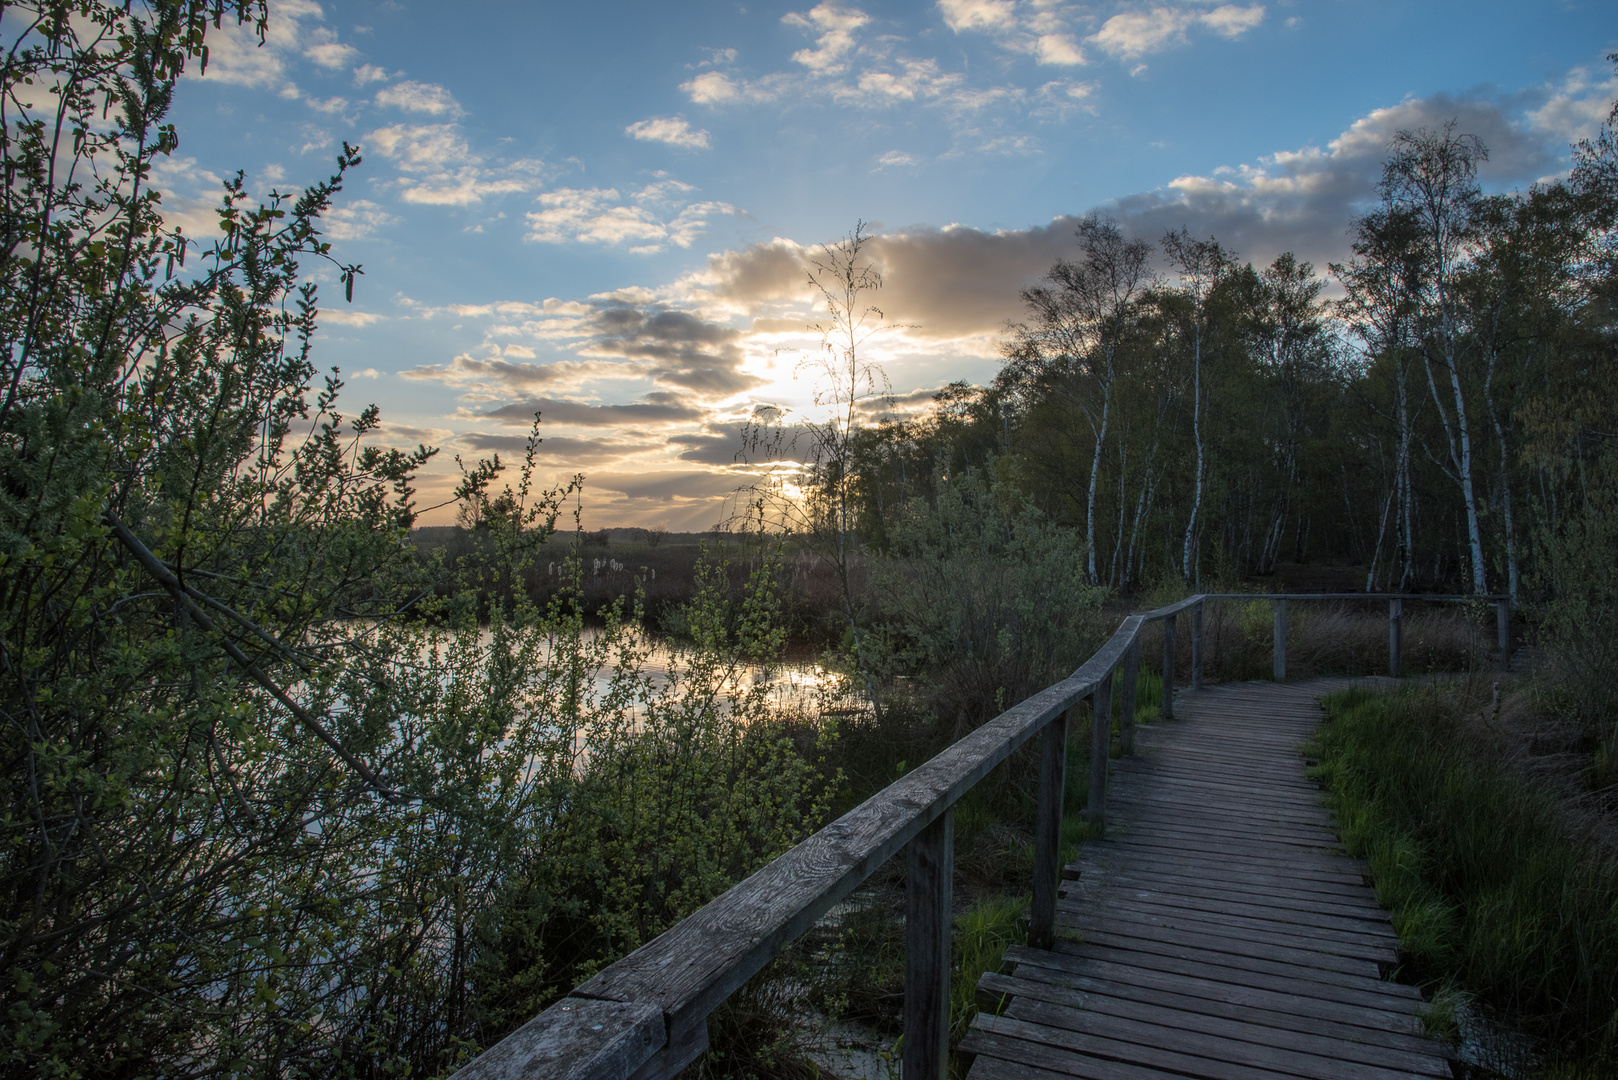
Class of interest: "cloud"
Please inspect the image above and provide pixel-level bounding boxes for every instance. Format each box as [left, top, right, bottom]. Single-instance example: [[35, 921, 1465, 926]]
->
[[877, 150, 919, 168], [476, 396, 709, 428], [350, 367, 381, 378], [403, 353, 636, 393], [938, 0, 1017, 33], [784, 3, 872, 75], [188, 0, 361, 100], [323, 198, 397, 240], [938, 0, 1087, 67], [365, 123, 546, 205], [374, 79, 463, 116], [459, 432, 662, 464], [1088, 5, 1265, 61], [588, 470, 750, 503], [321, 309, 388, 327], [580, 305, 762, 397], [526, 183, 737, 253], [353, 63, 391, 85], [625, 116, 713, 149]]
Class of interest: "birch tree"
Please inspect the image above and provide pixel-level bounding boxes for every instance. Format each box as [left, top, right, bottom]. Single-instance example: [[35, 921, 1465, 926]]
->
[[1382, 123, 1491, 594], [1006, 216, 1154, 585]]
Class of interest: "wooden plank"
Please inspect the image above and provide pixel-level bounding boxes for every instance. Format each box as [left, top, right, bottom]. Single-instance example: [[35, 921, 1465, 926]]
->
[[1002, 952, 1427, 1037], [1071, 863, 1389, 912], [963, 1029, 1202, 1080], [979, 970, 1443, 1060], [972, 1012, 1321, 1080], [1059, 904, 1396, 966], [452, 998, 664, 1080], [1023, 940, 1420, 1014], [1058, 892, 1401, 953], [1006, 995, 1443, 1080], [1057, 918, 1385, 978]]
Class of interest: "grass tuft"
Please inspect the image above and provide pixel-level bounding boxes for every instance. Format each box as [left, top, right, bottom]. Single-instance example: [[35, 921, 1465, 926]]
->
[[1308, 686, 1618, 1072]]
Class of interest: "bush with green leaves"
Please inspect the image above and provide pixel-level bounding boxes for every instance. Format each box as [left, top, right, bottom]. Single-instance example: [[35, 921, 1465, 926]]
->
[[0, 5, 835, 1076], [866, 463, 1107, 727]]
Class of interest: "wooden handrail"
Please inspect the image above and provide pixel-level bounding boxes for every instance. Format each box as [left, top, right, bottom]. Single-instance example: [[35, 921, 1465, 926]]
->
[[456, 591, 1511, 1080]]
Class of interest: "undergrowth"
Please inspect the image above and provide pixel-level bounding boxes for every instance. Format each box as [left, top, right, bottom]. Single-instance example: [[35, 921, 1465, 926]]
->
[[1307, 686, 1618, 1076]]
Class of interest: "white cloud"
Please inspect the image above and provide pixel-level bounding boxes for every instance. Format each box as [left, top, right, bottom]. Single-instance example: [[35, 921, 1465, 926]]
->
[[365, 123, 545, 205], [353, 63, 391, 85], [188, 0, 362, 100], [783, 3, 872, 75], [1089, 5, 1265, 61], [877, 150, 919, 168], [375, 80, 463, 116], [323, 309, 387, 327], [938, 0, 1017, 32], [350, 367, 381, 377], [525, 183, 738, 254], [625, 116, 713, 149], [323, 199, 398, 240]]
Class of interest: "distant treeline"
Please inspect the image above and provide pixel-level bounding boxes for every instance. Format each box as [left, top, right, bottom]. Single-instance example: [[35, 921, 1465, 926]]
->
[[820, 121, 1616, 602]]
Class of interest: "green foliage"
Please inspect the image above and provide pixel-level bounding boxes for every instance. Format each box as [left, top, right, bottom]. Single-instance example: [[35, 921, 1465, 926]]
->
[[867, 464, 1107, 727], [1307, 688, 1618, 1069], [948, 896, 1027, 1047], [0, 6, 837, 1075], [1530, 450, 1618, 762]]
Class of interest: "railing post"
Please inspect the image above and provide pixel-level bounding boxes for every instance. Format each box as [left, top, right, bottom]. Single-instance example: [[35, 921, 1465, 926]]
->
[[1388, 597, 1402, 679], [1029, 708, 1069, 950], [1119, 640, 1141, 755], [1273, 599, 1287, 682], [903, 808, 953, 1080], [1191, 601, 1205, 691], [1084, 673, 1114, 837], [1496, 598, 1511, 668], [1162, 616, 1177, 721]]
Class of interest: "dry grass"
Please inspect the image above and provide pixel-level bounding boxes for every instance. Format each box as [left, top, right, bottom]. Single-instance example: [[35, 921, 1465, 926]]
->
[[1195, 598, 1490, 682]]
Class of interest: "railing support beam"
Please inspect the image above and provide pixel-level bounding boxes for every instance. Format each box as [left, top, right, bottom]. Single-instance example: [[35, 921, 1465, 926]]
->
[[1191, 602, 1205, 691], [1119, 641, 1141, 756], [1084, 674, 1114, 836], [1496, 598, 1511, 668], [1030, 708, 1069, 949], [1162, 616, 1177, 721], [1389, 598, 1402, 679], [903, 809, 953, 1080], [1273, 599, 1287, 682]]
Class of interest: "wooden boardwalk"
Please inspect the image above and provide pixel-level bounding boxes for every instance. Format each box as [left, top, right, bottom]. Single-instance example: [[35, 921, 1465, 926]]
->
[[960, 680, 1452, 1080]]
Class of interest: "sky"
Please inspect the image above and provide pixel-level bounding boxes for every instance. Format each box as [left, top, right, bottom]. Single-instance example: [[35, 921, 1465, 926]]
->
[[158, 0, 1618, 529]]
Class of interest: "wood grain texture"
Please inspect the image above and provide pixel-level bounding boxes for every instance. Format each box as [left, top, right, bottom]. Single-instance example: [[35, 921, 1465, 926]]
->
[[905, 810, 954, 1080], [963, 679, 1450, 1080], [452, 998, 663, 1080]]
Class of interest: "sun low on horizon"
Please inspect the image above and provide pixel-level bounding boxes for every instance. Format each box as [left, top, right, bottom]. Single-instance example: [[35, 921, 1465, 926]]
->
[[157, 0, 1616, 531]]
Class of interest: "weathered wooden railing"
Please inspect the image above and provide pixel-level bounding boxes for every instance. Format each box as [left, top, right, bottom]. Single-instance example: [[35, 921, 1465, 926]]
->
[[459, 591, 1510, 1080]]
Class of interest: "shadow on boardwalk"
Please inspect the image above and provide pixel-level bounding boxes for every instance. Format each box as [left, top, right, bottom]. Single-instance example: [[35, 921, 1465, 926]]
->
[[961, 679, 1452, 1080]]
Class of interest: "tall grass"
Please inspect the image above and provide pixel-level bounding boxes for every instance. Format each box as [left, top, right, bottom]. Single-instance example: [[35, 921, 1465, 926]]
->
[[1197, 600, 1488, 682], [1307, 686, 1618, 1074]]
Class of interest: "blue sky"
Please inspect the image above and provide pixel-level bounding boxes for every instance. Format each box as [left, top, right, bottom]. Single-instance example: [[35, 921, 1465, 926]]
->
[[160, 0, 1617, 528]]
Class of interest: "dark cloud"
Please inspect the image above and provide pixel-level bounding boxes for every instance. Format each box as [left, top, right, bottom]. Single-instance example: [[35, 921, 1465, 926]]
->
[[478, 396, 707, 428], [588, 469, 750, 502], [402, 355, 626, 390], [668, 423, 806, 465], [458, 431, 660, 463], [580, 304, 762, 397], [703, 89, 1587, 340]]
